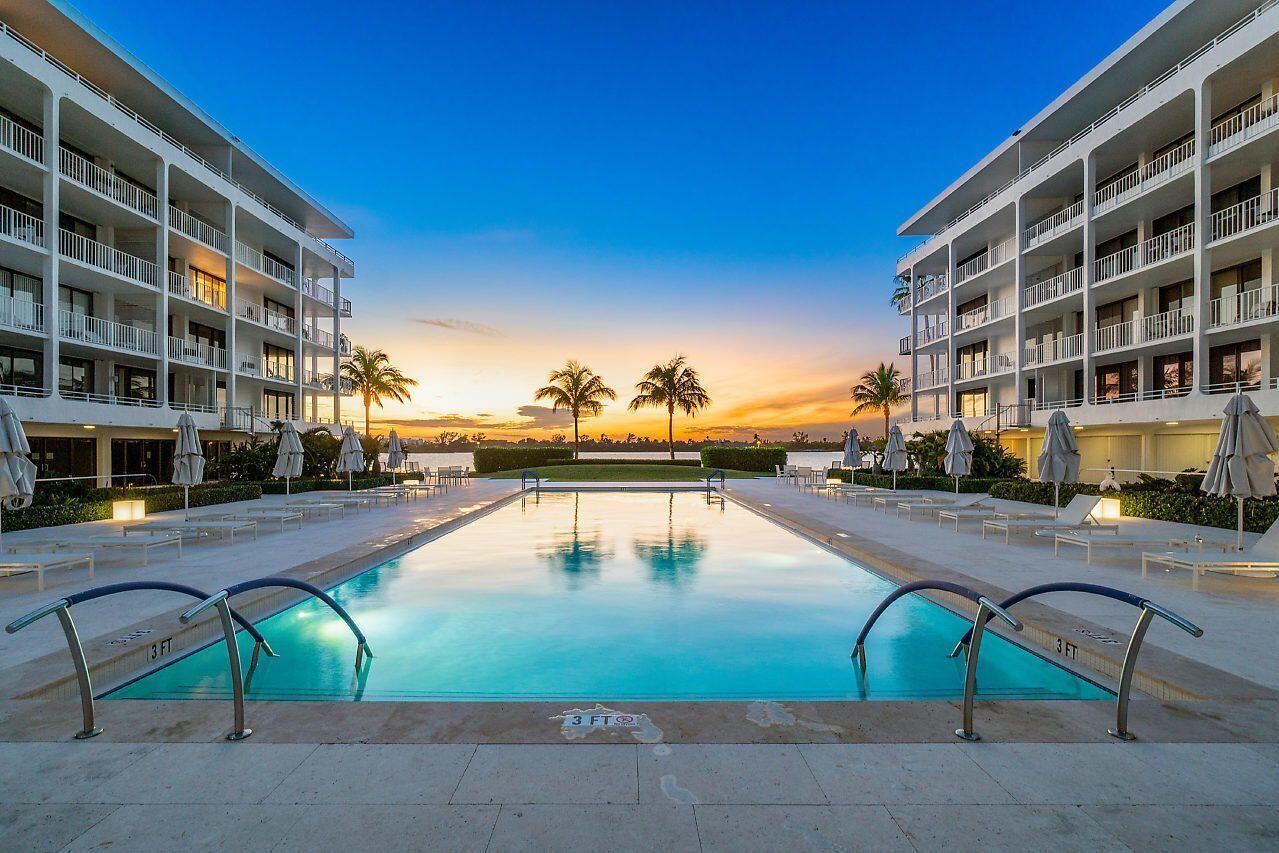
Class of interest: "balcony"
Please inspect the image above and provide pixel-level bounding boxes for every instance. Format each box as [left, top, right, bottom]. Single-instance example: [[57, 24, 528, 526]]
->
[[1023, 332, 1083, 367], [167, 270, 226, 312], [304, 323, 334, 349], [954, 353, 1014, 382], [339, 297, 352, 318], [1024, 267, 1083, 308], [1210, 188, 1279, 243], [61, 390, 160, 408], [169, 205, 228, 253], [898, 335, 911, 355], [915, 319, 948, 348], [0, 114, 43, 163], [168, 336, 227, 370], [1092, 139, 1194, 216], [954, 296, 1013, 333], [235, 241, 295, 287], [1093, 308, 1193, 353], [913, 273, 949, 305], [59, 147, 158, 220], [60, 229, 158, 288], [896, 296, 911, 315], [0, 203, 44, 249], [236, 356, 295, 383], [1023, 201, 1084, 250], [1209, 91, 1279, 157], [58, 311, 160, 357], [302, 277, 333, 305], [915, 367, 948, 390], [235, 297, 297, 335], [1093, 223, 1194, 284], [954, 236, 1014, 286], [303, 369, 355, 395], [1209, 286, 1279, 329], [0, 297, 43, 335]]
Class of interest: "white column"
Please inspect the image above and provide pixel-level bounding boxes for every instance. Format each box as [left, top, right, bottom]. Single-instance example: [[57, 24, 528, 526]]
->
[[1012, 197, 1026, 411], [331, 264, 342, 426], [155, 159, 170, 406], [293, 243, 304, 421], [945, 245, 957, 418], [224, 202, 237, 427], [908, 265, 918, 423], [1082, 152, 1097, 404], [1192, 78, 1213, 396], [40, 88, 60, 399]]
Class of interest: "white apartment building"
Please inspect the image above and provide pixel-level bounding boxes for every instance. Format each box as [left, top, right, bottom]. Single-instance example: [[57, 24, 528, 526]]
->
[[0, 1, 355, 484], [896, 0, 1279, 482]]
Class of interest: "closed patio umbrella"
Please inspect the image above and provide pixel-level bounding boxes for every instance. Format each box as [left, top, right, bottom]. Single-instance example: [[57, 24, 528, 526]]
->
[[842, 429, 861, 485], [883, 424, 908, 491], [272, 421, 305, 495], [1201, 392, 1279, 550], [172, 412, 205, 520], [1038, 410, 1081, 518], [943, 419, 973, 494], [336, 425, 365, 492], [0, 397, 36, 545], [386, 429, 405, 485]]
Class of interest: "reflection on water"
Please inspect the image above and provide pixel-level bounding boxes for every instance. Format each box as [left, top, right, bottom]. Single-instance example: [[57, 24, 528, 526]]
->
[[539, 493, 613, 585], [632, 493, 707, 586]]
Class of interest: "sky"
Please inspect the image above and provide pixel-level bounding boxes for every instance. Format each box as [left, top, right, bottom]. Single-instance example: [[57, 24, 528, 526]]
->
[[75, 0, 1170, 441]]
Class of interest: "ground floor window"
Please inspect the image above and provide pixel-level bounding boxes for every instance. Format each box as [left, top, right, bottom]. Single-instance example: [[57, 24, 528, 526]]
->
[[111, 439, 174, 486], [1209, 339, 1261, 390], [0, 344, 41, 390], [263, 389, 295, 421], [59, 356, 94, 395], [113, 365, 157, 401], [29, 437, 96, 480]]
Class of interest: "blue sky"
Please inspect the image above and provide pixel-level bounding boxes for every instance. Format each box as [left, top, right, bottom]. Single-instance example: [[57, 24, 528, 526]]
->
[[73, 0, 1171, 439]]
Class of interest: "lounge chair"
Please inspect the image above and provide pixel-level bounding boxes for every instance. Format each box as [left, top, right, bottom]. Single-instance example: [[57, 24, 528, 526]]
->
[[1142, 519, 1279, 590], [294, 495, 375, 511], [285, 500, 347, 519], [981, 494, 1118, 543], [874, 491, 950, 512], [122, 519, 258, 543], [57, 534, 182, 566], [896, 492, 987, 520], [1052, 530, 1233, 565], [845, 488, 890, 506], [200, 510, 304, 532], [0, 551, 93, 591], [406, 481, 447, 495], [937, 505, 1049, 531]]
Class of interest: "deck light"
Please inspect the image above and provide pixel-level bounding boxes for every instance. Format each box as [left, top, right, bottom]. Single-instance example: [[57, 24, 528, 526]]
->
[[1096, 497, 1122, 520], [112, 500, 146, 521], [1165, 421, 1179, 426], [83, 424, 95, 430]]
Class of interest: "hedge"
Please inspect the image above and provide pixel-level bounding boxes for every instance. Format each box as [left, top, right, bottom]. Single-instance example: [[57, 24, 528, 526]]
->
[[826, 471, 1004, 493], [259, 474, 399, 494], [988, 481, 1100, 505], [700, 446, 787, 473], [549, 458, 704, 468], [2, 483, 263, 532], [473, 447, 574, 473]]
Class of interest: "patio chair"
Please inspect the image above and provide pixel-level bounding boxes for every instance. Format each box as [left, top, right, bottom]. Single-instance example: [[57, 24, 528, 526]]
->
[[896, 492, 988, 520], [981, 494, 1118, 543], [0, 551, 94, 591], [1141, 518, 1279, 590], [937, 505, 1049, 531]]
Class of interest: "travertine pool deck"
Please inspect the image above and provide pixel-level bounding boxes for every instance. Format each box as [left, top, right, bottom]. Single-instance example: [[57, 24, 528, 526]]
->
[[1, 478, 1276, 850]]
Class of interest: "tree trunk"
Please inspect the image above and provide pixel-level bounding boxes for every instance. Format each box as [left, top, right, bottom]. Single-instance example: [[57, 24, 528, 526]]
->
[[883, 405, 889, 441], [668, 408, 675, 460], [364, 396, 371, 437], [573, 415, 580, 460]]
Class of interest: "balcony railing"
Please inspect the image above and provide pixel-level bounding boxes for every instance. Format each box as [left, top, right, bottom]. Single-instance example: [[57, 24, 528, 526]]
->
[[59, 229, 158, 287], [304, 323, 334, 349], [954, 353, 1014, 381], [1023, 267, 1083, 308], [303, 369, 354, 395], [915, 368, 949, 389], [898, 335, 911, 355], [0, 203, 44, 248], [339, 335, 352, 357], [236, 297, 297, 335], [954, 296, 1013, 332], [897, 296, 911, 315], [913, 274, 949, 304], [954, 236, 1015, 285], [167, 270, 226, 311], [1209, 286, 1279, 328], [1023, 332, 1083, 366], [0, 114, 43, 163], [168, 336, 227, 370], [1210, 187, 1279, 242], [61, 390, 161, 408], [1209, 91, 1279, 156], [1093, 140, 1195, 215], [339, 297, 352, 318], [915, 319, 948, 347], [1093, 308, 1193, 353], [1023, 201, 1084, 249], [59, 147, 158, 219], [168, 205, 228, 253], [0, 297, 43, 334], [234, 241, 295, 287], [58, 311, 160, 356], [302, 277, 333, 305], [1094, 223, 1194, 284]]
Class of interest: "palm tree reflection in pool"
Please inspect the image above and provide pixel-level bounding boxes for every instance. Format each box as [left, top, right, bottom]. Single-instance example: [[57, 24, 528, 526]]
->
[[539, 493, 612, 587], [632, 493, 707, 586]]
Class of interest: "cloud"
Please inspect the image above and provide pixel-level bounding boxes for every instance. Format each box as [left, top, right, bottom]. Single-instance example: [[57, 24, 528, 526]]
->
[[373, 405, 574, 433], [413, 318, 503, 337], [515, 405, 574, 428]]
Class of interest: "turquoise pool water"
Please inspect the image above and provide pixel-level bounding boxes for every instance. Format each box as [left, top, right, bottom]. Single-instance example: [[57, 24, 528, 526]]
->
[[109, 491, 1109, 702]]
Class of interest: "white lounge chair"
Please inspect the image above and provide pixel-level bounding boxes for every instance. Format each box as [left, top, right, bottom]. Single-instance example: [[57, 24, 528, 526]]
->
[[122, 519, 258, 543], [0, 551, 93, 591], [981, 494, 1118, 543], [896, 492, 988, 520], [874, 491, 950, 512], [50, 534, 182, 566], [285, 500, 347, 519], [1053, 530, 1234, 565], [1142, 519, 1279, 590], [200, 510, 303, 532], [937, 505, 1049, 531]]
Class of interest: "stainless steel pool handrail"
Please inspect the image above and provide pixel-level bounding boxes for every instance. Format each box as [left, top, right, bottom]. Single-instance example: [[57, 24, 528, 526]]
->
[[947, 582, 1202, 740], [520, 470, 541, 491], [705, 470, 726, 493]]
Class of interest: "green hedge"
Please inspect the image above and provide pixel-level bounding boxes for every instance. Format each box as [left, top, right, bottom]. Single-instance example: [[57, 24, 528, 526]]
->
[[700, 446, 787, 473], [988, 481, 1101, 505], [551, 458, 704, 468], [259, 474, 396, 494], [2, 483, 263, 532], [827, 471, 1003, 493], [473, 447, 574, 473]]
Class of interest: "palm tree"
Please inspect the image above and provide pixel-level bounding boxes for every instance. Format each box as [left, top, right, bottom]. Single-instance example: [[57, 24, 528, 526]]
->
[[340, 346, 418, 437], [851, 362, 905, 441], [629, 355, 712, 459], [533, 360, 616, 459], [890, 276, 911, 309]]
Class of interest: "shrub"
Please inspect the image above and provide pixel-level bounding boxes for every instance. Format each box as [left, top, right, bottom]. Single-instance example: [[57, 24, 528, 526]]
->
[[826, 471, 1003, 493], [473, 447, 574, 473], [988, 480, 1100, 505], [700, 446, 787, 473], [259, 474, 396, 494], [549, 458, 704, 468], [2, 483, 263, 532]]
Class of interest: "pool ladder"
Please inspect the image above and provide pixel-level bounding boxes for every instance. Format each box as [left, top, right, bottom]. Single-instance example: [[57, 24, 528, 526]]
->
[[6, 577, 371, 742], [853, 580, 1202, 741]]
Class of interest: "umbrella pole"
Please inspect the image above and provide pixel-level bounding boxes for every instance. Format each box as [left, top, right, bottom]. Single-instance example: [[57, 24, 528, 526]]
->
[[184, 486, 190, 521], [954, 475, 959, 494], [286, 476, 291, 496], [1055, 482, 1061, 520], [348, 471, 353, 492], [1238, 496, 1245, 551], [892, 470, 897, 491]]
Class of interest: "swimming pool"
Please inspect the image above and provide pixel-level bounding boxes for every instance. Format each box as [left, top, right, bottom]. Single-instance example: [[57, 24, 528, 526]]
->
[[109, 491, 1109, 702]]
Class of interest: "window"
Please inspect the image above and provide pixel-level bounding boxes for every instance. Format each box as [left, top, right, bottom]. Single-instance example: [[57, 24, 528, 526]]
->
[[29, 437, 95, 480], [262, 343, 294, 382], [59, 357, 94, 394], [1211, 176, 1261, 214], [1154, 352, 1193, 396], [956, 294, 988, 316], [185, 320, 225, 351], [1097, 162, 1138, 196], [1212, 93, 1262, 126], [1153, 131, 1193, 160], [178, 264, 226, 310], [1094, 361, 1138, 402], [956, 388, 987, 418], [1095, 295, 1138, 328], [0, 266, 40, 302], [264, 296, 294, 319], [111, 439, 173, 487], [1152, 204, 1193, 236], [0, 345, 41, 389], [113, 365, 156, 400], [58, 210, 96, 239], [1209, 340, 1262, 391], [1159, 280, 1194, 314], [263, 389, 294, 421], [0, 184, 41, 219], [1211, 259, 1263, 301], [58, 284, 93, 316], [263, 250, 294, 273], [1096, 229, 1137, 259]]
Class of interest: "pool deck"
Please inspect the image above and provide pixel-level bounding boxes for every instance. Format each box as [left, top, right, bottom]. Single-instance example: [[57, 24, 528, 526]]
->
[[1, 478, 1276, 850]]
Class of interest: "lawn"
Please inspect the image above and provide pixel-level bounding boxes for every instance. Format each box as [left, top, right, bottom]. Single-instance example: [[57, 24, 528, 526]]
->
[[485, 464, 766, 481]]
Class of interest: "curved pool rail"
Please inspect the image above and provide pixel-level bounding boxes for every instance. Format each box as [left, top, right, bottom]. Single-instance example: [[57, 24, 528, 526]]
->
[[520, 470, 541, 491], [851, 580, 1023, 741], [4, 582, 276, 740], [180, 577, 373, 741], [704, 469, 726, 492], [948, 582, 1203, 740]]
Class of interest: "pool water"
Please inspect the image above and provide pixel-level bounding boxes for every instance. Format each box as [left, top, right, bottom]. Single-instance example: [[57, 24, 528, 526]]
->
[[109, 491, 1110, 702]]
